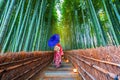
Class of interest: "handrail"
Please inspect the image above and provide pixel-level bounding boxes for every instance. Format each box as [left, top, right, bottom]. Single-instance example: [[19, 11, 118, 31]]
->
[[71, 52, 120, 67], [70, 53, 120, 79], [0, 51, 54, 80], [5, 57, 42, 71], [79, 54, 120, 67], [0, 57, 40, 69], [70, 52, 120, 75], [68, 55, 96, 80], [12, 56, 52, 80], [65, 51, 120, 80]]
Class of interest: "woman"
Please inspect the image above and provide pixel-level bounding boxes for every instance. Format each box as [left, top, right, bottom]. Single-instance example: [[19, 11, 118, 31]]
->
[[48, 34, 63, 68], [54, 43, 63, 68]]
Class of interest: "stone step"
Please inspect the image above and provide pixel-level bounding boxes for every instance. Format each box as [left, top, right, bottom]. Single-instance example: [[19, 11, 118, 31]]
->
[[42, 77, 79, 80], [50, 63, 72, 66], [48, 64, 73, 70], [36, 60, 82, 80], [47, 67, 73, 71], [44, 71, 78, 78]]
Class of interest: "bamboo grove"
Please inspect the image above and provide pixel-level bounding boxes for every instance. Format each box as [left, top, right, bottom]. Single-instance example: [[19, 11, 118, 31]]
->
[[0, 0, 55, 53], [0, 0, 120, 53], [60, 0, 120, 49]]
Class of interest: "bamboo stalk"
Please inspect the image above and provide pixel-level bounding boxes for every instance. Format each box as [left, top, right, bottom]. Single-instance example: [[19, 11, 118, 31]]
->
[[110, 0, 120, 22], [18, 1, 30, 51], [37, 0, 47, 50], [24, 0, 40, 51], [0, 0, 15, 44], [12, 0, 31, 52], [102, 0, 119, 46], [88, 0, 106, 46], [0, 0, 10, 29], [2, 0, 23, 53], [32, 2, 42, 51]]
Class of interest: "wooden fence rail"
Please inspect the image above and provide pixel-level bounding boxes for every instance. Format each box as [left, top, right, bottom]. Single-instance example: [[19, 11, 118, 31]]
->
[[0, 51, 54, 80], [65, 46, 120, 80]]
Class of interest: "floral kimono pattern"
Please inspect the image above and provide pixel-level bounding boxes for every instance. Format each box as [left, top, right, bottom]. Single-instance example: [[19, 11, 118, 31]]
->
[[54, 43, 63, 68]]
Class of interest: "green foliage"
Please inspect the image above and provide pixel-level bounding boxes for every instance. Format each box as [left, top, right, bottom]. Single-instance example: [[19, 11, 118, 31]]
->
[[0, 0, 4, 9], [0, 0, 119, 53]]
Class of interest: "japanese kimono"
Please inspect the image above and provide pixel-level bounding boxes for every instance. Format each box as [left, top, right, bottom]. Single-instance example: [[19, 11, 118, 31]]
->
[[54, 43, 63, 68]]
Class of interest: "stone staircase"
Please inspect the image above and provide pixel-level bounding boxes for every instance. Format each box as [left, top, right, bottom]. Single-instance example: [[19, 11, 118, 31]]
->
[[36, 60, 82, 80]]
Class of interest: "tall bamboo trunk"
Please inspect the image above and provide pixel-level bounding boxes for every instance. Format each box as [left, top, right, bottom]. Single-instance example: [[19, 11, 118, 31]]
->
[[0, 0, 15, 45]]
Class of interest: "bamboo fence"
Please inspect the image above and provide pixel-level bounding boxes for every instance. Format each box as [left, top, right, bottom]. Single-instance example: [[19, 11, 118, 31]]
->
[[65, 46, 120, 80], [0, 51, 54, 80]]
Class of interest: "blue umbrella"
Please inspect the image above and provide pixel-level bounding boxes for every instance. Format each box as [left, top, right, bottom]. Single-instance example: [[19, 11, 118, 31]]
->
[[48, 34, 60, 47]]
